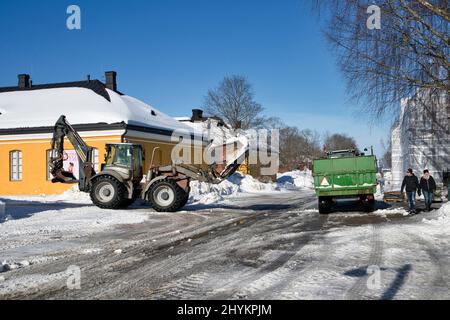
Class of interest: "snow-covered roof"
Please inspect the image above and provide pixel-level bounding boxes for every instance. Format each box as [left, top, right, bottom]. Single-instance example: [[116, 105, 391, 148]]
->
[[174, 116, 192, 122], [0, 87, 192, 133]]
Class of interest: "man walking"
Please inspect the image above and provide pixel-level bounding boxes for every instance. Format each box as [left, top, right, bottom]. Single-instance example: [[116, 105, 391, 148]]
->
[[419, 169, 436, 212], [401, 168, 420, 214]]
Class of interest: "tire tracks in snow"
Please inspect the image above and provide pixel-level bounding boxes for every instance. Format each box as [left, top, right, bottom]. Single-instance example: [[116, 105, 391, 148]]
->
[[55, 194, 316, 299], [135, 199, 320, 299], [204, 200, 327, 300], [345, 224, 383, 300]]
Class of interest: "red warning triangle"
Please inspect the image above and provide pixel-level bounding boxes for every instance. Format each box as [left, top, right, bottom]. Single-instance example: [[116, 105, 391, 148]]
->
[[320, 176, 330, 186]]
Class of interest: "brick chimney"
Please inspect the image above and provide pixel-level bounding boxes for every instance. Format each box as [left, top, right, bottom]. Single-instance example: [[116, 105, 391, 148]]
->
[[18, 74, 30, 89], [191, 109, 204, 122], [105, 71, 117, 91]]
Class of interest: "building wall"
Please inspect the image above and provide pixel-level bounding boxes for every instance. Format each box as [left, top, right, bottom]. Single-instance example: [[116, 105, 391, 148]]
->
[[390, 91, 449, 188], [0, 130, 207, 196], [0, 135, 122, 195]]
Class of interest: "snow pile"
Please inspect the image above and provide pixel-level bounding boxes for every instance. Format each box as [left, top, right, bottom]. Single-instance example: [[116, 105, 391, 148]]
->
[[189, 172, 278, 205], [422, 202, 450, 227], [1, 186, 92, 204], [277, 170, 314, 189]]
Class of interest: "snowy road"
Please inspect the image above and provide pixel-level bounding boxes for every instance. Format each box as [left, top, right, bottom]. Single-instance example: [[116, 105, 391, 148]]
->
[[0, 190, 449, 300]]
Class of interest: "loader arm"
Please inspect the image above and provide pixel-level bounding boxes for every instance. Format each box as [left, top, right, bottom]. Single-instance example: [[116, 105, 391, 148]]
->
[[49, 115, 96, 192]]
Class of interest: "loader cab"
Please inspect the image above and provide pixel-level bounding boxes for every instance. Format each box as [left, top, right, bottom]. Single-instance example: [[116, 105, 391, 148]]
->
[[103, 143, 143, 182]]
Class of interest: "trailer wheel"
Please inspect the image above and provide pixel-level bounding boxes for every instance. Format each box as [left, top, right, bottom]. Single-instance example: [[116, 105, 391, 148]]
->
[[362, 197, 376, 213], [90, 176, 126, 209], [318, 197, 332, 214], [148, 180, 186, 212]]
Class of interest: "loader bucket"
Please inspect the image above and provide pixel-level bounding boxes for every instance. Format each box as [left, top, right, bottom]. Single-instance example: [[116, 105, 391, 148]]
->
[[51, 169, 78, 184], [209, 136, 249, 179]]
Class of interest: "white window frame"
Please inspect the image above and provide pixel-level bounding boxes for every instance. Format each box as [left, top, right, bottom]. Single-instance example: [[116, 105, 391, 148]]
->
[[10, 150, 23, 181], [93, 148, 99, 172]]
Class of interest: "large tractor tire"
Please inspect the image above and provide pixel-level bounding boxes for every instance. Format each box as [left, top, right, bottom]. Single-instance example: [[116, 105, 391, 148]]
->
[[179, 187, 191, 208], [148, 180, 187, 212], [90, 176, 127, 209], [318, 197, 332, 214]]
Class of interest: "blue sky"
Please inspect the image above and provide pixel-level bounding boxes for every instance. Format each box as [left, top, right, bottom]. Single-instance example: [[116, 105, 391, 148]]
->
[[0, 0, 392, 156]]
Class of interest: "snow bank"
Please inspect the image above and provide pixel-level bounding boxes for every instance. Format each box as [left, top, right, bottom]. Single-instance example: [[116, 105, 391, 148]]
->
[[189, 172, 279, 205], [277, 170, 314, 189], [422, 201, 450, 227], [1, 186, 92, 204]]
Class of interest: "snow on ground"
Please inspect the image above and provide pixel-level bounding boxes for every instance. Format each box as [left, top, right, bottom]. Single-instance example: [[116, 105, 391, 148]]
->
[[1, 186, 92, 204], [0, 187, 150, 259], [0, 171, 310, 250], [0, 204, 149, 252], [422, 201, 450, 228]]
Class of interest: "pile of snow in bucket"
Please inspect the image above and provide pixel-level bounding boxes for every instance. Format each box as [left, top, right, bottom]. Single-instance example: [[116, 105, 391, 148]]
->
[[276, 170, 314, 189]]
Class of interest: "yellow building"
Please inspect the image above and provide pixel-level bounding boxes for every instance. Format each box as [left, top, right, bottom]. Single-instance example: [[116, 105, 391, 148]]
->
[[0, 72, 202, 195]]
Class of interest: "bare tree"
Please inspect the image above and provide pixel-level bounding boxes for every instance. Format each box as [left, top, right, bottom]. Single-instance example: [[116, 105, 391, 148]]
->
[[323, 133, 359, 152], [312, 0, 449, 118], [203, 75, 266, 130], [279, 126, 322, 170]]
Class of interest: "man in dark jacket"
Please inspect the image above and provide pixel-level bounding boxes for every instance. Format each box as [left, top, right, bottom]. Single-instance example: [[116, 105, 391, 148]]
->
[[401, 168, 420, 214], [420, 169, 436, 212]]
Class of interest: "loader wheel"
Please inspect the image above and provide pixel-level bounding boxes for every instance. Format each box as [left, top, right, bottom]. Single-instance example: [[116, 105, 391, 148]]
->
[[318, 197, 332, 214], [148, 180, 186, 212], [90, 176, 126, 209], [179, 187, 191, 208]]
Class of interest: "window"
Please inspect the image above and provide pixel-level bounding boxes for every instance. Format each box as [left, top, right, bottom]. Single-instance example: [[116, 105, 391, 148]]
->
[[93, 148, 99, 172], [10, 150, 23, 181]]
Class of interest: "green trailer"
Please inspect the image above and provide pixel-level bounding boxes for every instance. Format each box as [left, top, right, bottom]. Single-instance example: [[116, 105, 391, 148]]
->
[[312, 150, 378, 214]]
